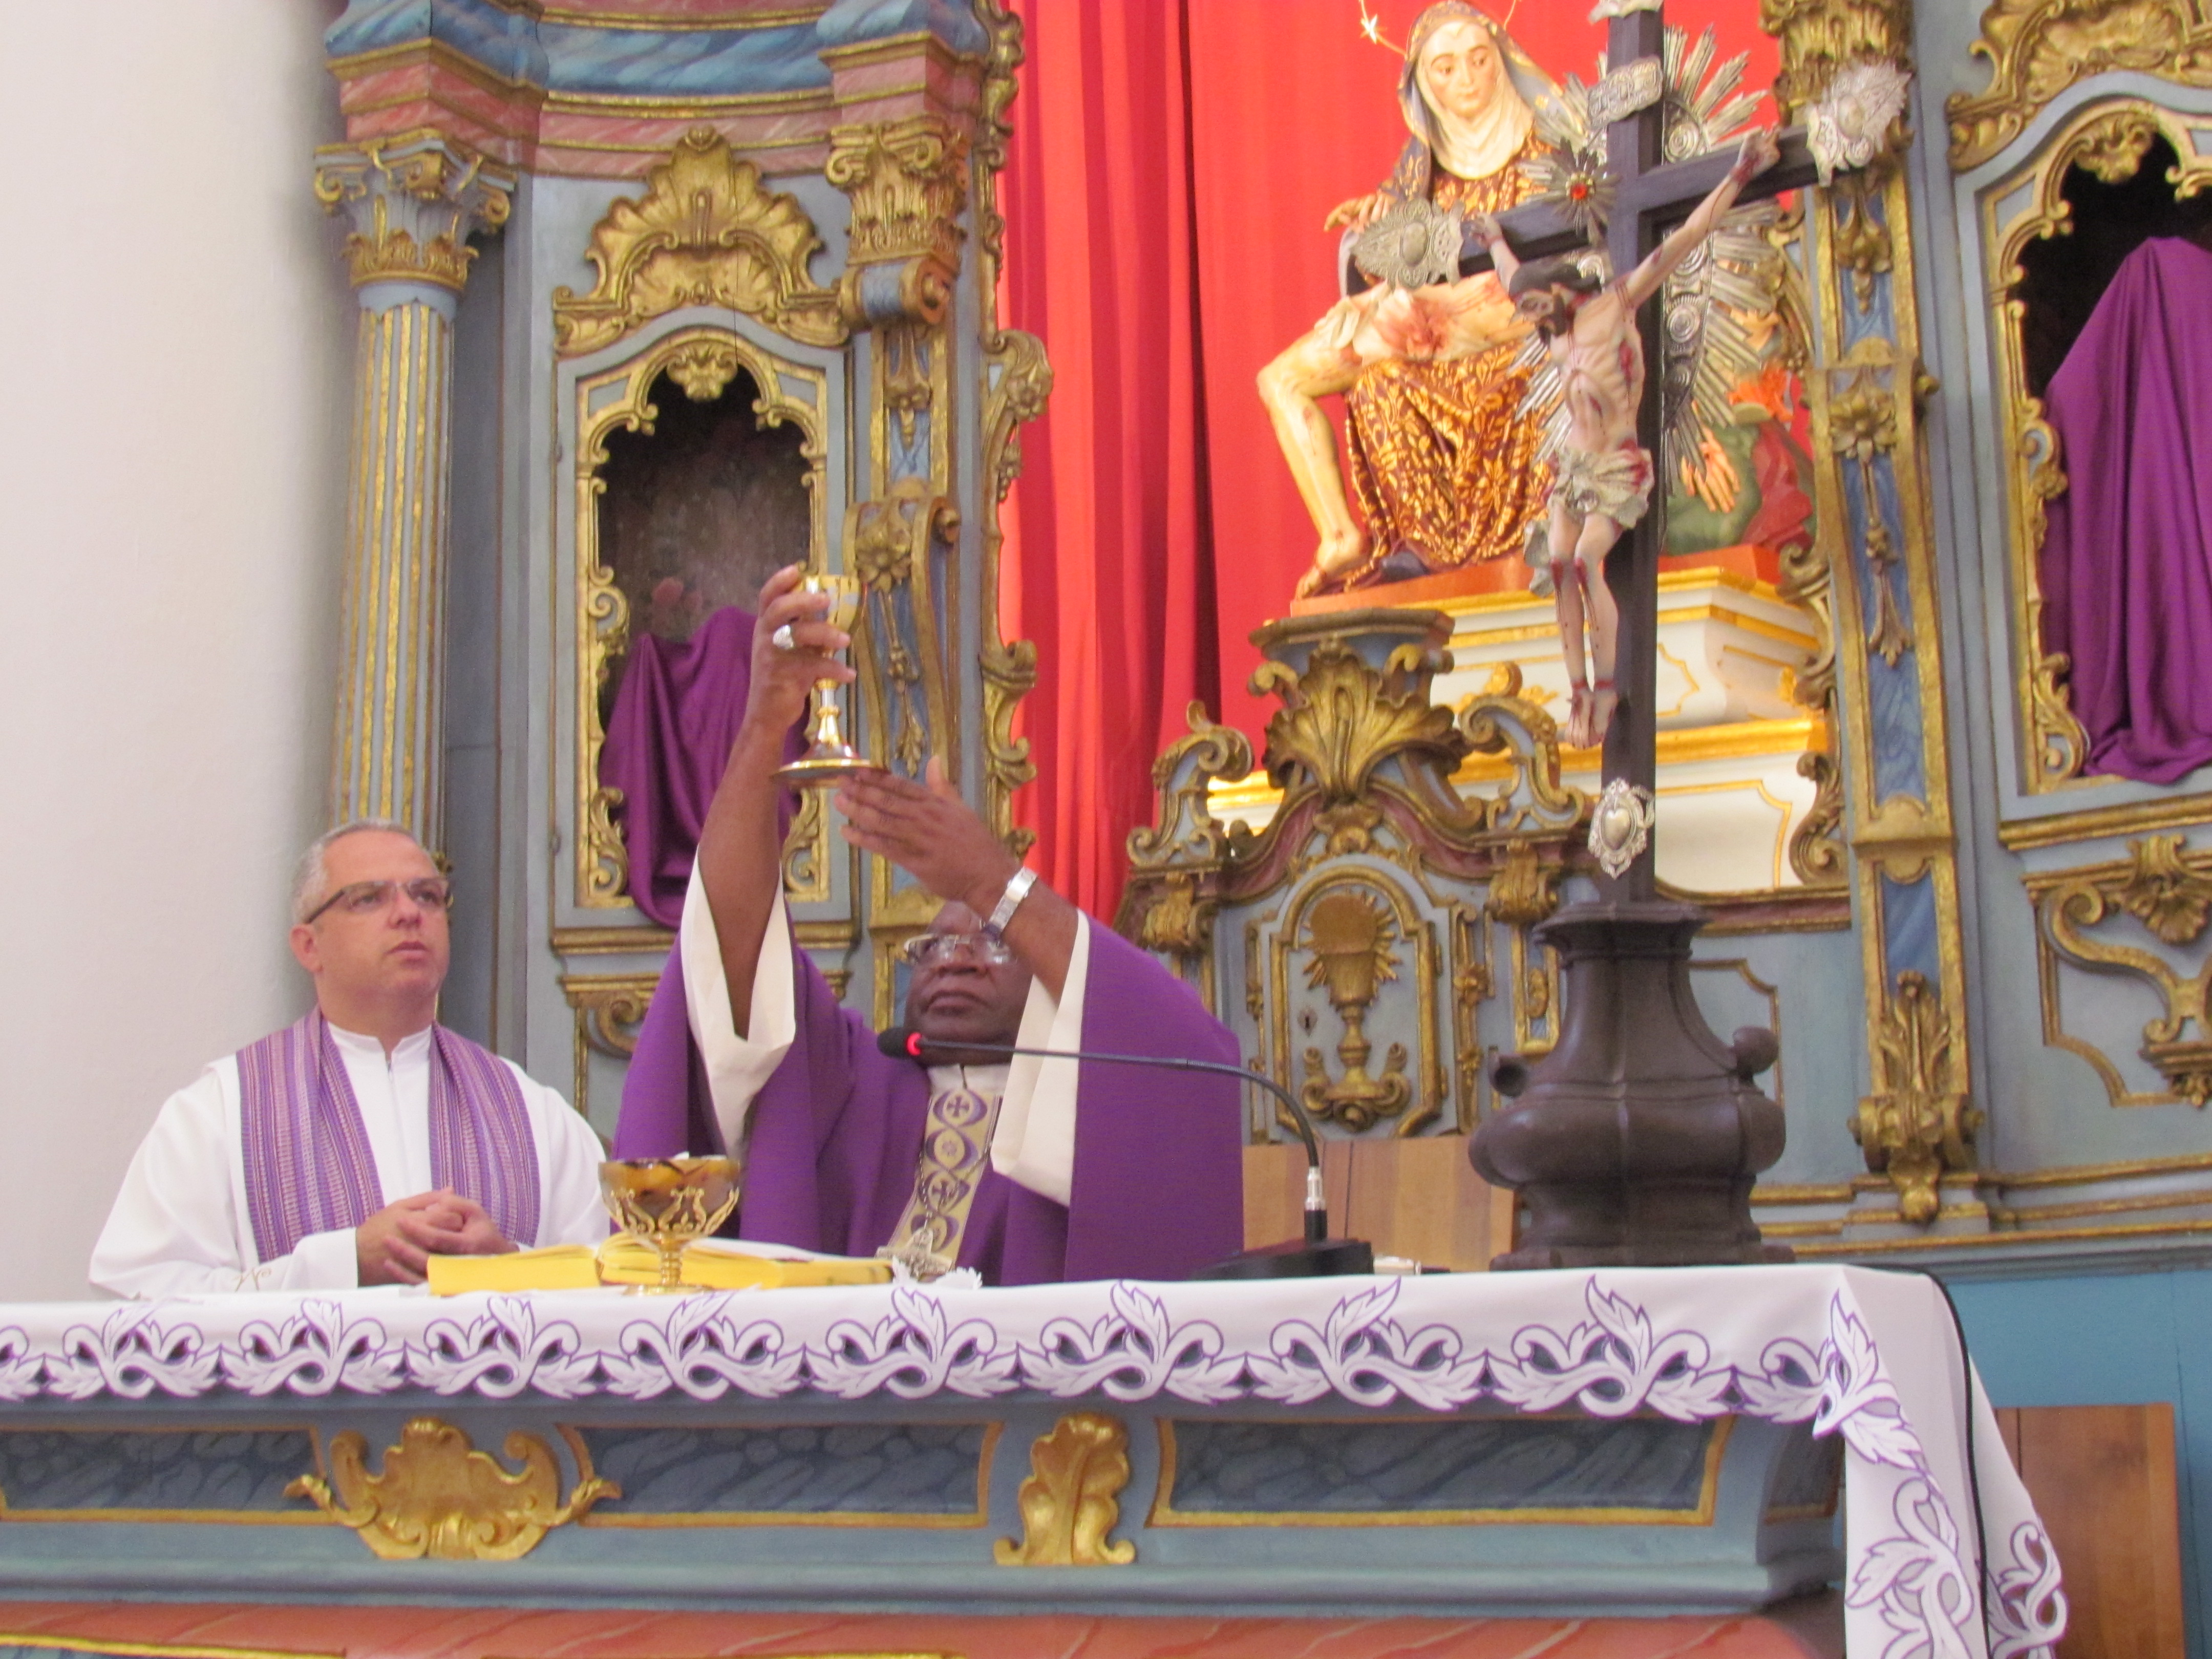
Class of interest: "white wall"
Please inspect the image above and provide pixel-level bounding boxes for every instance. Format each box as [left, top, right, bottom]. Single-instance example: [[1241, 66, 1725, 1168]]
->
[[0, 4, 353, 1298]]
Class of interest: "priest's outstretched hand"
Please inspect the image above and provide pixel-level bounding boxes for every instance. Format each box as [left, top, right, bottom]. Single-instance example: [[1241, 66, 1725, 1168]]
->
[[834, 758, 1079, 1002]]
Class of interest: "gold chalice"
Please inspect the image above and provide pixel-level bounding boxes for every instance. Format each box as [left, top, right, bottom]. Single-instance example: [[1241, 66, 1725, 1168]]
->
[[774, 570, 884, 786], [599, 1157, 741, 1294]]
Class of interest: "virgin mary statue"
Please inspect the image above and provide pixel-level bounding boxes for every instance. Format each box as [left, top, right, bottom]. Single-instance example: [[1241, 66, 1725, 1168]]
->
[[1259, 2, 1561, 598]]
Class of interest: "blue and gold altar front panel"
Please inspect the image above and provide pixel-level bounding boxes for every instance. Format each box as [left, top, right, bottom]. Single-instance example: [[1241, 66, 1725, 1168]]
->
[[0, 1397, 1834, 1618]]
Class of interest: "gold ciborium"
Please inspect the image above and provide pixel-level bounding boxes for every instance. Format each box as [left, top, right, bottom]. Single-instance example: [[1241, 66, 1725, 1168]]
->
[[774, 570, 885, 786], [598, 1157, 740, 1294]]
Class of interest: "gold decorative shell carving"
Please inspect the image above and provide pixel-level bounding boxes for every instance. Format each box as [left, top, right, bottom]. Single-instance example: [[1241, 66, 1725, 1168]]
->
[[289, 1419, 616, 1561], [993, 1412, 1136, 1567], [554, 128, 848, 357]]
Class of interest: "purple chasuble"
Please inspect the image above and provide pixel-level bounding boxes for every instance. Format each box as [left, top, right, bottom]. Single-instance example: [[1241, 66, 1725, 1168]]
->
[[2040, 238, 2212, 784], [603, 608, 803, 928], [234, 1011, 541, 1262], [615, 920, 1245, 1284]]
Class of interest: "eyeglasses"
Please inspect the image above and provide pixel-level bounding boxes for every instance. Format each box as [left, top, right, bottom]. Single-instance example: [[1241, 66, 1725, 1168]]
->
[[898, 931, 1013, 970], [304, 878, 455, 925]]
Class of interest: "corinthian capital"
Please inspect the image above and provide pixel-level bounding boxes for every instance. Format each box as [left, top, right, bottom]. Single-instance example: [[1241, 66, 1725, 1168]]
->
[[827, 115, 970, 327], [314, 130, 516, 294]]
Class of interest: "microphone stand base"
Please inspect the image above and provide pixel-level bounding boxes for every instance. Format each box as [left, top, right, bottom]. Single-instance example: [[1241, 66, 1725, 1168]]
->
[[1190, 1237, 1374, 1280]]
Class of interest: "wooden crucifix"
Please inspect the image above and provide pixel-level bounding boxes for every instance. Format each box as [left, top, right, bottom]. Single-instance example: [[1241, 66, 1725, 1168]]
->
[[1465, 10, 1824, 900]]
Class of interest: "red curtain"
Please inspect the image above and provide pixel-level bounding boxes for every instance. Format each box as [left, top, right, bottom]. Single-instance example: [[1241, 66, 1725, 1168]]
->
[[999, 1, 1777, 922]]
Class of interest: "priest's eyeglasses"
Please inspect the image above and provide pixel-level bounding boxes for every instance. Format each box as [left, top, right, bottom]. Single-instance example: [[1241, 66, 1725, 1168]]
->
[[304, 878, 455, 924], [898, 932, 1013, 970]]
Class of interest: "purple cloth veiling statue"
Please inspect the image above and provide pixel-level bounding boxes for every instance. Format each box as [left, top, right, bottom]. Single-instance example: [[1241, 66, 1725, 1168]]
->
[[2040, 238, 2212, 784], [601, 607, 777, 929]]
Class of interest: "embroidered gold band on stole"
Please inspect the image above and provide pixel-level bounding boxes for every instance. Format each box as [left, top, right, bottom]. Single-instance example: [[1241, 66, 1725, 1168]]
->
[[880, 1084, 1000, 1281]]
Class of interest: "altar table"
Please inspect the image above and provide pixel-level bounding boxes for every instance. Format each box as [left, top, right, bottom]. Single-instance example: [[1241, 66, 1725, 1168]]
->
[[0, 1266, 2064, 1658]]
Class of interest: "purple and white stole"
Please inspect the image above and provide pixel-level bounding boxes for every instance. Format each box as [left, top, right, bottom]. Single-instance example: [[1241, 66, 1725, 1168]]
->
[[234, 1010, 541, 1262]]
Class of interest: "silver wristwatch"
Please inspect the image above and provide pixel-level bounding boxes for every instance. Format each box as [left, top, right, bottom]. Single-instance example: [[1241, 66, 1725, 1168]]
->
[[983, 866, 1038, 937]]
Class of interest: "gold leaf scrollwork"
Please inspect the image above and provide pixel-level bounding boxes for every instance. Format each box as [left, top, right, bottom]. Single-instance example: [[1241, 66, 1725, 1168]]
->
[[982, 638, 1040, 857], [552, 128, 847, 357], [1138, 873, 1214, 958], [1947, 0, 2212, 171], [289, 1420, 616, 1562], [560, 974, 658, 1060], [1829, 161, 1895, 311], [1789, 751, 1848, 885], [993, 1412, 1136, 1567], [2034, 838, 2212, 1105], [1488, 839, 1562, 930], [313, 131, 513, 293], [1252, 639, 1469, 856], [782, 784, 829, 904], [1851, 971, 1983, 1224], [1827, 369, 1913, 666], [1757, 0, 1913, 121], [2071, 107, 2164, 183], [1456, 665, 1587, 839], [1299, 888, 1414, 1133]]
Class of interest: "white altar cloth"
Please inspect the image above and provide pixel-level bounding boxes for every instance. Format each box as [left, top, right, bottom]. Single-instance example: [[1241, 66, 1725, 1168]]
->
[[0, 1264, 2062, 1656]]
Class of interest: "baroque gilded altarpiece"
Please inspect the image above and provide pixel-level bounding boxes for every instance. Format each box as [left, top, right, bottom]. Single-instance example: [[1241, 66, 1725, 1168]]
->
[[309, 0, 2212, 1277]]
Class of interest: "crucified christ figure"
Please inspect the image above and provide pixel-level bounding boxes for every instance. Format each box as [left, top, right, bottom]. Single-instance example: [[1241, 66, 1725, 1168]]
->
[[1474, 124, 1781, 748]]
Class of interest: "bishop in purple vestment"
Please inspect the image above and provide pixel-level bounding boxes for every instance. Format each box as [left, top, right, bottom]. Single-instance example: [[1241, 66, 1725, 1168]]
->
[[614, 568, 1245, 1284]]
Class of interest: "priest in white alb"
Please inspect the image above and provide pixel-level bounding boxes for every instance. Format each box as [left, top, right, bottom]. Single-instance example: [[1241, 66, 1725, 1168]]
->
[[91, 822, 609, 1297]]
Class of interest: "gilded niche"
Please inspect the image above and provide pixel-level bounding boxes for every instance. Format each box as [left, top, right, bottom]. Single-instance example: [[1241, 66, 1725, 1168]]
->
[[1949, 0, 2212, 171], [554, 128, 848, 357]]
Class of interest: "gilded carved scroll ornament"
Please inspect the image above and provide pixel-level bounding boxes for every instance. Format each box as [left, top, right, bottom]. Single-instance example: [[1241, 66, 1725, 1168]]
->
[[2032, 836, 2212, 1106], [1948, 0, 2212, 172], [290, 1419, 616, 1561], [1852, 971, 1982, 1224], [993, 1412, 1136, 1567], [552, 128, 848, 357]]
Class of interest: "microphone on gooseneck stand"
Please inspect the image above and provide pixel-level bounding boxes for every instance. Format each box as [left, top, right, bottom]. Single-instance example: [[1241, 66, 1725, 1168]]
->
[[876, 1027, 1373, 1278]]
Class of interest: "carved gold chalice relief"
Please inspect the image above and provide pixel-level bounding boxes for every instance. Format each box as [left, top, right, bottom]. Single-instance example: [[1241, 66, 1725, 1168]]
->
[[774, 571, 886, 787], [1298, 888, 1412, 1132], [599, 1156, 740, 1293], [289, 1418, 617, 1561]]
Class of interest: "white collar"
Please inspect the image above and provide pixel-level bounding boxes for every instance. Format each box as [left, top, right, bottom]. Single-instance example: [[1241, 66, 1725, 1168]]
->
[[324, 1019, 434, 1066]]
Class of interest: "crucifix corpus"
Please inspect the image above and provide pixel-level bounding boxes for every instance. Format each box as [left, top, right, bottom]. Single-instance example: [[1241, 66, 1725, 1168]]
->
[[1461, 5, 1851, 1268]]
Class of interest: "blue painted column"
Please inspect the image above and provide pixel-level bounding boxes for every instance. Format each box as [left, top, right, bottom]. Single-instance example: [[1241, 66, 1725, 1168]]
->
[[311, 132, 513, 847]]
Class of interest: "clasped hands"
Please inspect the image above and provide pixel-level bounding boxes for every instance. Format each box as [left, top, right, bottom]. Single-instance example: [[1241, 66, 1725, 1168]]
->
[[356, 1189, 514, 1286]]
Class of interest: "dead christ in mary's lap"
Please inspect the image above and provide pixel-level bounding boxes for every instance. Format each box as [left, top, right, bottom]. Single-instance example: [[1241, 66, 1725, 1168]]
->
[[1473, 124, 1781, 749]]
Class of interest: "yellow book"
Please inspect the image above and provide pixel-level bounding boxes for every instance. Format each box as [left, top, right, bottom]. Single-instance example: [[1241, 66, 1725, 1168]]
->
[[596, 1237, 893, 1290], [426, 1244, 603, 1295]]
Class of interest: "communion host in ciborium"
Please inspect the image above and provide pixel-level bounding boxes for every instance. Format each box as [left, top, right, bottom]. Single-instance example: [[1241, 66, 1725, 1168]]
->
[[1258, 1, 1561, 599]]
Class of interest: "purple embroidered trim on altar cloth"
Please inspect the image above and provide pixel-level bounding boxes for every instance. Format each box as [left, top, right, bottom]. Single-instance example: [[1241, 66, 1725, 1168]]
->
[[235, 1012, 540, 1261]]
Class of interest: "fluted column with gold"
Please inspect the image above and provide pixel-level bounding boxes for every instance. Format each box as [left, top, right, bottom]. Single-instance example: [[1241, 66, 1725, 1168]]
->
[[313, 132, 513, 845]]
